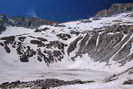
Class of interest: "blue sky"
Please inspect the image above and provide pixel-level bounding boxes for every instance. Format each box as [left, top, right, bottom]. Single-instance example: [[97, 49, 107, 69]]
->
[[0, 0, 133, 22]]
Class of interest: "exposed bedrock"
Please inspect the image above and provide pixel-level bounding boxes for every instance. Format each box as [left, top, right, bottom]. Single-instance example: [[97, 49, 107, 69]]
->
[[68, 25, 133, 65]]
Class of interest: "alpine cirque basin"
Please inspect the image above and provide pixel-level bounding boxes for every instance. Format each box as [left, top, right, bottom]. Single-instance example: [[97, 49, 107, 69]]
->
[[0, 3, 133, 89]]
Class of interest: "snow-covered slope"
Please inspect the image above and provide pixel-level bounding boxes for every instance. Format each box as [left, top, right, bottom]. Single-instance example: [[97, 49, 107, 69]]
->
[[0, 7, 133, 89]]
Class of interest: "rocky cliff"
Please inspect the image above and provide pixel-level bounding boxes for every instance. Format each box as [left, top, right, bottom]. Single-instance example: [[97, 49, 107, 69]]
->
[[68, 24, 133, 63], [96, 3, 133, 17]]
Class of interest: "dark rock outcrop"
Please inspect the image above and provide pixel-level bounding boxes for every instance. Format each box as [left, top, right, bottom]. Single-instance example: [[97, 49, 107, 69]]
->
[[96, 3, 133, 17], [57, 33, 71, 40], [0, 79, 94, 89], [0, 35, 67, 65], [68, 25, 133, 65], [123, 80, 133, 85]]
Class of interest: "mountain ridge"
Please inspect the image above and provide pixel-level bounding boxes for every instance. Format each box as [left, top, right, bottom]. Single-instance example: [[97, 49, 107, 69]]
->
[[0, 14, 55, 27], [96, 3, 133, 17]]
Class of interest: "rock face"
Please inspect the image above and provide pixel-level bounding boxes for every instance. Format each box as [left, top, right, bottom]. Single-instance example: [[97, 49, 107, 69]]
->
[[68, 25, 133, 65], [96, 3, 133, 17], [0, 34, 67, 65]]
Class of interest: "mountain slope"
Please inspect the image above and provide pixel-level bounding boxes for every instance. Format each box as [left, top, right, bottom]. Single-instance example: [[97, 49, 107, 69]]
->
[[0, 15, 55, 34], [0, 3, 133, 89]]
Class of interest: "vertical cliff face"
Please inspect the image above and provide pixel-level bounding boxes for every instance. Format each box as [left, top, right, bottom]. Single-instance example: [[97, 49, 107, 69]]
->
[[68, 25, 133, 66]]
